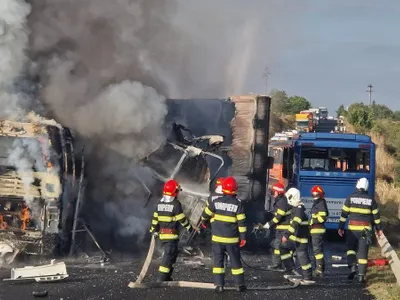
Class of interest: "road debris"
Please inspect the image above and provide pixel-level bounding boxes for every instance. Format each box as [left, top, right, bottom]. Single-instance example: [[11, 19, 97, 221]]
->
[[332, 255, 342, 261], [32, 290, 48, 297], [3, 259, 69, 282]]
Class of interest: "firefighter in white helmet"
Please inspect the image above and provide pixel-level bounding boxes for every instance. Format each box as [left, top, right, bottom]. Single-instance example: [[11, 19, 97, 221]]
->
[[280, 188, 315, 284], [338, 177, 383, 284]]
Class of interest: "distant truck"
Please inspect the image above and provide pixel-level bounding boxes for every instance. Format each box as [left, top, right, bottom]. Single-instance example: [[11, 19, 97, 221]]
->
[[319, 107, 328, 120], [296, 112, 314, 132], [308, 108, 320, 121]]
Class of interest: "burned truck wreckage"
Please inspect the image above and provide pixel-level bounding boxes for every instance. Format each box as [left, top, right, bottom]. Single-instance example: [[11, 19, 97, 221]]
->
[[141, 95, 273, 250], [0, 114, 84, 265], [0, 95, 272, 263]]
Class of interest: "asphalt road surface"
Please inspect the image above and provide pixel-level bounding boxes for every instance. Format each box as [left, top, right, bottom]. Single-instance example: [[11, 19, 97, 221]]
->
[[0, 241, 373, 300]]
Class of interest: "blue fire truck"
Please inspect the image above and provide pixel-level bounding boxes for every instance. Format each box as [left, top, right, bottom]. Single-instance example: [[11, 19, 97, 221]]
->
[[267, 132, 376, 230]]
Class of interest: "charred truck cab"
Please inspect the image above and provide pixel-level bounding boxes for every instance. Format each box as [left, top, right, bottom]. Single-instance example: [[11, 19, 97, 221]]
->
[[0, 116, 83, 264], [140, 121, 225, 247]]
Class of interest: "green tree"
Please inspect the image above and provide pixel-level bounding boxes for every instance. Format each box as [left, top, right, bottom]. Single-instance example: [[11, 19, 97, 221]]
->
[[285, 96, 311, 114], [270, 89, 289, 115], [347, 102, 373, 133], [370, 101, 394, 120], [393, 110, 400, 121], [336, 104, 347, 118]]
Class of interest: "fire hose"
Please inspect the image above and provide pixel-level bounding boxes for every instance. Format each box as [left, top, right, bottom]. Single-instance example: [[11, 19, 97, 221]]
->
[[128, 231, 300, 290]]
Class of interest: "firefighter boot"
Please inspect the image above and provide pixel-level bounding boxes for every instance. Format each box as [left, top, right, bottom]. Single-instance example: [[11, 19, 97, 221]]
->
[[315, 264, 324, 278], [215, 286, 224, 293], [267, 264, 283, 271], [285, 268, 301, 277], [236, 285, 247, 292], [358, 274, 366, 284], [348, 264, 358, 280]]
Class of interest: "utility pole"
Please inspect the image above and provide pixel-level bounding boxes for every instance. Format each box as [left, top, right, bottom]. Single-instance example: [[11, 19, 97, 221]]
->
[[262, 66, 270, 95], [367, 84, 373, 106]]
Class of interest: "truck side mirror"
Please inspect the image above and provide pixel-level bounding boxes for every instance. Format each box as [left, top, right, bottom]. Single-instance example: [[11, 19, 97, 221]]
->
[[267, 156, 274, 169]]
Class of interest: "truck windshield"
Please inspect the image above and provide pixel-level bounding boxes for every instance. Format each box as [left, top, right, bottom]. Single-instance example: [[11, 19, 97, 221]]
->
[[297, 121, 309, 127], [0, 136, 46, 170], [300, 146, 370, 172]]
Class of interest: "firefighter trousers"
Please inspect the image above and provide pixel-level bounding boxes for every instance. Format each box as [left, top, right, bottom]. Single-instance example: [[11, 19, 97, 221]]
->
[[311, 233, 325, 270], [158, 240, 179, 281], [271, 229, 286, 266], [212, 242, 245, 287], [281, 241, 312, 280], [346, 230, 369, 275]]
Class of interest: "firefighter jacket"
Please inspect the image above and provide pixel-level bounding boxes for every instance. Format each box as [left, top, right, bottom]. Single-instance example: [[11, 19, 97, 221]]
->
[[338, 190, 381, 231], [201, 195, 246, 244], [284, 205, 309, 244], [309, 199, 329, 234], [204, 192, 223, 223], [149, 198, 192, 241], [267, 194, 292, 230], [208, 192, 223, 205]]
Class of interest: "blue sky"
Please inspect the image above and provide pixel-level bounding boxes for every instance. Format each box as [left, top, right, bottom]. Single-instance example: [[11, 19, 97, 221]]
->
[[263, 1, 400, 114]]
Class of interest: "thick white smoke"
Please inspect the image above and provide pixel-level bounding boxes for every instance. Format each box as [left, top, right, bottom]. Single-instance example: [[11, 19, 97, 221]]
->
[[0, 1, 52, 221], [0, 0, 31, 119], [26, 0, 173, 247], [6, 134, 60, 221]]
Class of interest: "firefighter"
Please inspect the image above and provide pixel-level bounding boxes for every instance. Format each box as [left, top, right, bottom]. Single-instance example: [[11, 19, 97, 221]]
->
[[281, 188, 314, 284], [309, 185, 329, 277], [338, 177, 383, 283], [210, 177, 225, 201], [201, 177, 224, 230], [201, 176, 247, 293], [254, 182, 292, 270], [149, 179, 193, 282]]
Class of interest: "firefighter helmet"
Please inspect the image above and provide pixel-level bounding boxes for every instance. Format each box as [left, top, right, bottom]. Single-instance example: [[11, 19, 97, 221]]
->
[[356, 177, 369, 191], [163, 179, 181, 197], [272, 182, 285, 195], [311, 185, 324, 200], [222, 176, 238, 195], [285, 188, 301, 207], [216, 177, 225, 187]]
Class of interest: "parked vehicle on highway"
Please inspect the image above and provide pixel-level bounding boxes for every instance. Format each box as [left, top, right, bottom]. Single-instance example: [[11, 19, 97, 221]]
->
[[319, 107, 328, 120]]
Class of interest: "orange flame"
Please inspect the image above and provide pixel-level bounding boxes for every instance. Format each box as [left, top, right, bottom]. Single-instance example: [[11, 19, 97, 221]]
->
[[19, 207, 31, 231], [0, 215, 7, 230]]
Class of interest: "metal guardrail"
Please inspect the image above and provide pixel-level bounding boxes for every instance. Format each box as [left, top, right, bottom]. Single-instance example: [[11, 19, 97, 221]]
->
[[376, 232, 400, 285]]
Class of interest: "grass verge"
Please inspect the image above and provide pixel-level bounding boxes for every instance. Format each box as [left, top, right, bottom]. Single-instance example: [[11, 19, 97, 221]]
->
[[366, 247, 400, 300]]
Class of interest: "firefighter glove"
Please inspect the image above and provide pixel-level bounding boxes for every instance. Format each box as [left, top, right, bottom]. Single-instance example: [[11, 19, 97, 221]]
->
[[263, 222, 270, 229], [152, 232, 159, 238], [253, 223, 263, 232]]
